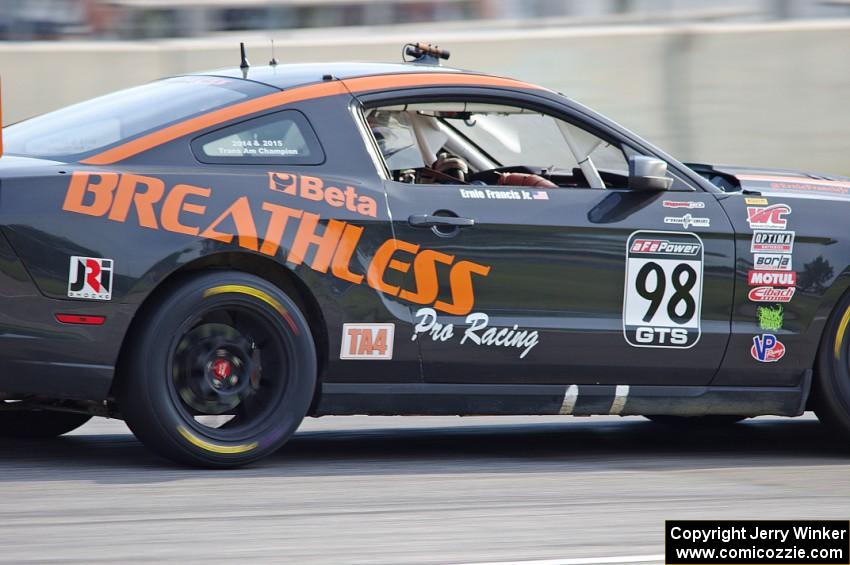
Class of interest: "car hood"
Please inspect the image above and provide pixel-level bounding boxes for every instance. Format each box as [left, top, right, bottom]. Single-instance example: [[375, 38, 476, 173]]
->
[[687, 163, 850, 201]]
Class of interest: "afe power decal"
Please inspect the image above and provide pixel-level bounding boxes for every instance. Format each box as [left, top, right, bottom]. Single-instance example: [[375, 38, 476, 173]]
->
[[663, 214, 710, 229], [411, 308, 539, 358], [751, 231, 794, 254], [340, 323, 394, 360], [63, 172, 491, 316], [67, 256, 113, 300], [662, 200, 705, 209], [751, 333, 785, 363], [746, 203, 791, 230], [623, 231, 703, 348]]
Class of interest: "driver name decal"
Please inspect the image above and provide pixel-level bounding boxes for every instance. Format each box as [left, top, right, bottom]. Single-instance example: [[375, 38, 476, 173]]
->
[[623, 231, 703, 348]]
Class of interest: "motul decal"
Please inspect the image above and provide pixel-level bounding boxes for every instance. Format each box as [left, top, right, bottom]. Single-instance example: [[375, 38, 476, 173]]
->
[[340, 323, 394, 360], [268, 172, 377, 218], [748, 286, 795, 303], [67, 256, 113, 300], [751, 333, 785, 363], [63, 172, 491, 316], [747, 270, 797, 287], [746, 204, 791, 230]]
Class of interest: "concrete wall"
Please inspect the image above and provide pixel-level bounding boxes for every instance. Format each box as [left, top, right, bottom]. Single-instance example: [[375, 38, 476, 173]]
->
[[1, 20, 849, 174]]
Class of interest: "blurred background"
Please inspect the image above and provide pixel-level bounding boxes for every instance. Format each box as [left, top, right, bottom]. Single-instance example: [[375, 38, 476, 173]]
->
[[1, 0, 849, 173]]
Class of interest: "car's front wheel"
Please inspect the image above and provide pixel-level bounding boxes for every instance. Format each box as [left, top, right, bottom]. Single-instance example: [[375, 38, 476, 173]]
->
[[0, 409, 91, 438], [118, 272, 317, 468]]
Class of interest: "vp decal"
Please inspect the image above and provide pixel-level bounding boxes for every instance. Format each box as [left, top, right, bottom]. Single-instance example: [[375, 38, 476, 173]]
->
[[68, 256, 113, 300], [623, 231, 703, 348], [751, 334, 786, 363]]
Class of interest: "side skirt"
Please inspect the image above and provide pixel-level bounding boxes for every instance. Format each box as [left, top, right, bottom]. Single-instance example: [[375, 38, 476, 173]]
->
[[314, 372, 811, 418]]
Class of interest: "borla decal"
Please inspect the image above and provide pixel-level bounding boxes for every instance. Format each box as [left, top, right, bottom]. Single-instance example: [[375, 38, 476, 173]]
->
[[340, 323, 394, 360], [663, 214, 710, 229], [753, 253, 792, 271], [623, 231, 703, 348], [751, 333, 785, 363], [68, 256, 113, 300], [747, 203, 791, 230], [751, 230, 794, 254], [412, 308, 539, 359]]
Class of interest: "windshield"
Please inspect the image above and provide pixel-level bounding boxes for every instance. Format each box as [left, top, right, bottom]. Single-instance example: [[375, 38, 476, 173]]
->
[[4, 76, 270, 158]]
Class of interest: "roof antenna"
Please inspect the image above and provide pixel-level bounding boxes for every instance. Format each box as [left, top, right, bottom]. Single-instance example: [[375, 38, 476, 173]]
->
[[269, 39, 279, 66], [239, 42, 250, 70]]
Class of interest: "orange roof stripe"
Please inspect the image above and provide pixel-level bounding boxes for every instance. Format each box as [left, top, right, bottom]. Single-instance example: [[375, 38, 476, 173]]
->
[[80, 72, 544, 166]]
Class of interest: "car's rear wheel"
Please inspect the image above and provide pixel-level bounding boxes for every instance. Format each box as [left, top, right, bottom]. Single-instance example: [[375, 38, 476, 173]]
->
[[644, 415, 746, 427], [117, 272, 316, 468], [0, 409, 91, 438], [813, 294, 850, 437]]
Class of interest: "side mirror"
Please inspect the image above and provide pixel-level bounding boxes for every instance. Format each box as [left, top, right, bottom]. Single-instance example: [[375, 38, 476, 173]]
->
[[628, 156, 673, 191]]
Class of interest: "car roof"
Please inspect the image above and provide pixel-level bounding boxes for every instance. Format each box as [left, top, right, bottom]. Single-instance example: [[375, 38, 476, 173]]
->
[[196, 62, 468, 91]]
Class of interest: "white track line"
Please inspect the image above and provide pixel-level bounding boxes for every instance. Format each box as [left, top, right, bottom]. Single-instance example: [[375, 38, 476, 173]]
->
[[447, 553, 664, 565]]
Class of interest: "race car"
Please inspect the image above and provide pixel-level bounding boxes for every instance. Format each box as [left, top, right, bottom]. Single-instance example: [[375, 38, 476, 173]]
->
[[2, 42, 850, 467]]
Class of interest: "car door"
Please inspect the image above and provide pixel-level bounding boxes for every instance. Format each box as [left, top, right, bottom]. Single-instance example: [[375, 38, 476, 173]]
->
[[354, 89, 736, 386]]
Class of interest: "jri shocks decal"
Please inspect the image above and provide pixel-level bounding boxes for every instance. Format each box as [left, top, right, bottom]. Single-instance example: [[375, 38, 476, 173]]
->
[[623, 231, 703, 348], [746, 203, 791, 230], [67, 256, 113, 300], [751, 230, 794, 254], [340, 323, 395, 360]]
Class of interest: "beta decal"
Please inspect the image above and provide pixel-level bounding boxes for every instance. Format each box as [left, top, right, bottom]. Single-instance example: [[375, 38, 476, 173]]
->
[[67, 256, 113, 300], [663, 214, 710, 229], [340, 323, 394, 360], [753, 253, 792, 271], [662, 200, 705, 209], [758, 304, 784, 331], [751, 230, 794, 254], [623, 231, 703, 348], [749, 286, 795, 303], [268, 172, 377, 218], [411, 308, 539, 359], [751, 334, 786, 363], [63, 172, 491, 316], [746, 203, 791, 230], [747, 270, 797, 287]]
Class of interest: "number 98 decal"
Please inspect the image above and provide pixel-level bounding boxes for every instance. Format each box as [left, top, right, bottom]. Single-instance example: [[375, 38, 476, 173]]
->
[[623, 231, 703, 348]]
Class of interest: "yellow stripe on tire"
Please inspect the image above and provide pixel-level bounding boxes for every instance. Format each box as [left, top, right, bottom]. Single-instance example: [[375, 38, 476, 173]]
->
[[177, 426, 257, 454], [835, 306, 850, 359], [203, 284, 298, 333]]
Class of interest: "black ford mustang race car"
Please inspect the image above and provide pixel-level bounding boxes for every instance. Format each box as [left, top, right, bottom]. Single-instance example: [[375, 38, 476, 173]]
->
[[2, 43, 850, 467]]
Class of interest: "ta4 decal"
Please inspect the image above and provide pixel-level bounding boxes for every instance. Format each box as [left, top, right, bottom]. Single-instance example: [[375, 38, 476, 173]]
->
[[411, 308, 539, 359], [340, 323, 395, 360], [746, 203, 791, 230], [747, 270, 797, 287], [623, 231, 703, 348], [753, 253, 792, 271], [751, 230, 794, 254], [662, 200, 705, 209], [663, 214, 710, 229], [67, 256, 113, 300], [751, 334, 785, 363]]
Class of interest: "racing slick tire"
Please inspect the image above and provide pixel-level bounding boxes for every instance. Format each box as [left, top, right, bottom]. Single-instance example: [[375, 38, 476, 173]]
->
[[813, 296, 850, 438], [117, 272, 317, 468], [0, 410, 91, 438], [644, 415, 746, 427]]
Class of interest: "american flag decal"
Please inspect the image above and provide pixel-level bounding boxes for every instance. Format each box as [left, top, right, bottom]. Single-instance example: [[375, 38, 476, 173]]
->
[[532, 191, 549, 200]]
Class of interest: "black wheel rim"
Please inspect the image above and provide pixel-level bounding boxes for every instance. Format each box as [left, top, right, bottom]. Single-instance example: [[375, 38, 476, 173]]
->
[[167, 301, 290, 441]]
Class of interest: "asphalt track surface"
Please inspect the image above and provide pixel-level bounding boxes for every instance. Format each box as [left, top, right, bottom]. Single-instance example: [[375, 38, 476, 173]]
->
[[0, 413, 848, 564]]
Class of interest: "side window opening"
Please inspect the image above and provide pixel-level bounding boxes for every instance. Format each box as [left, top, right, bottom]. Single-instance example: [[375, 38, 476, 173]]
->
[[363, 101, 629, 190], [191, 109, 324, 165]]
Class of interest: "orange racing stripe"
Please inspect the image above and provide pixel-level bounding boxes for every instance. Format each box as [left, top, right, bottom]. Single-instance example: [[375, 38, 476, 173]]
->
[[81, 73, 545, 166]]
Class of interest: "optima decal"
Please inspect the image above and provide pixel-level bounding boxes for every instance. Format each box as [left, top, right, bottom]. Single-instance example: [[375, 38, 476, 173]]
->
[[411, 307, 539, 359], [751, 231, 794, 254], [746, 204, 791, 230], [63, 172, 491, 316], [623, 231, 703, 348]]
